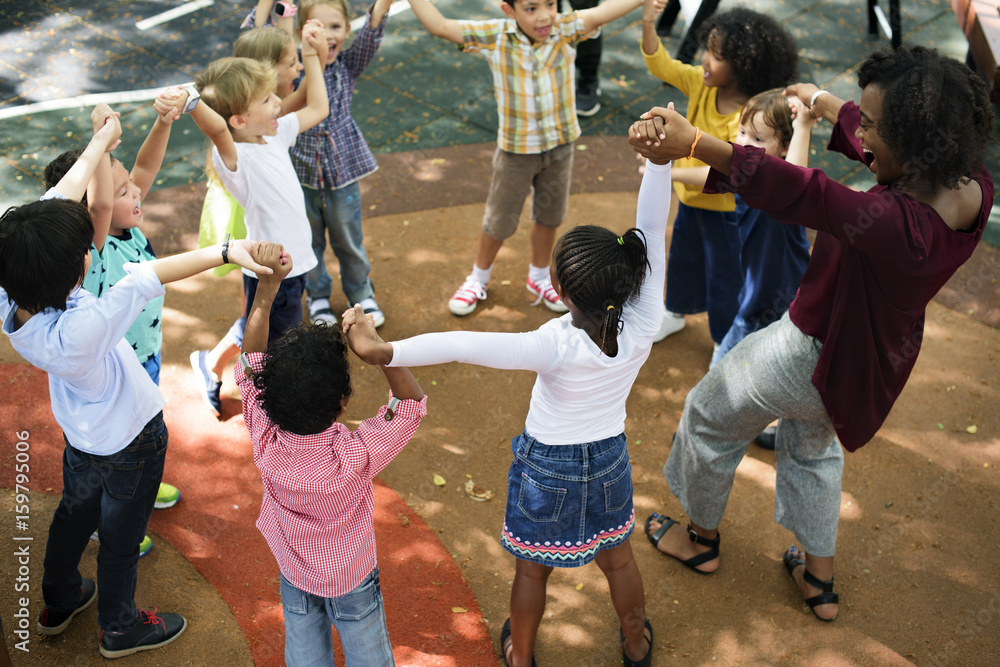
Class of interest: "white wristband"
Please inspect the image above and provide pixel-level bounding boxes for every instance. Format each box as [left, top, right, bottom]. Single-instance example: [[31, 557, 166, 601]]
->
[[809, 89, 830, 112]]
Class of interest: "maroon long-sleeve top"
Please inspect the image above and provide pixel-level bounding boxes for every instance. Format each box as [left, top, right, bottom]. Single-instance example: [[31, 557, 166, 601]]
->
[[704, 102, 994, 451]]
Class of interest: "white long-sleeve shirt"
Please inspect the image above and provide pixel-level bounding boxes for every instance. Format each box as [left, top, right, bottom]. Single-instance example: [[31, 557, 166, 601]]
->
[[388, 161, 671, 444]]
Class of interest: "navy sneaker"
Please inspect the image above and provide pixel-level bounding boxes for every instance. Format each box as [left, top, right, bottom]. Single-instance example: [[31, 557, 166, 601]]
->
[[189, 350, 222, 417], [37, 579, 97, 635], [100, 608, 187, 659]]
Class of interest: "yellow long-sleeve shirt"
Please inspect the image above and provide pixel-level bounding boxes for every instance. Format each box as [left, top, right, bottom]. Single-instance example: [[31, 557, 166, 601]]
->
[[643, 40, 740, 211]]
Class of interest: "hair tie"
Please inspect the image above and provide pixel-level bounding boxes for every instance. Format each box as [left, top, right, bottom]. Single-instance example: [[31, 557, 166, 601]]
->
[[687, 127, 704, 160], [617, 237, 624, 246], [606, 305, 615, 311]]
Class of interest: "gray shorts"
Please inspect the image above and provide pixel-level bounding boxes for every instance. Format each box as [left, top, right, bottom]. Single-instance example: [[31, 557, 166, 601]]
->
[[482, 142, 575, 240]]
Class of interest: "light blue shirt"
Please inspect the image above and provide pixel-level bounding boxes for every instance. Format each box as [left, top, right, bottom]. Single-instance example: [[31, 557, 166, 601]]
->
[[0, 249, 165, 455]]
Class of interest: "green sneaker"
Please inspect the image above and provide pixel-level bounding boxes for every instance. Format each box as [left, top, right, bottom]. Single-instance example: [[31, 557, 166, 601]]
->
[[90, 532, 154, 558], [154, 482, 180, 509]]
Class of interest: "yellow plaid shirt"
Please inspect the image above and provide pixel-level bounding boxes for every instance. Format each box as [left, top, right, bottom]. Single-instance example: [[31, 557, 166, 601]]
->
[[459, 14, 589, 154]]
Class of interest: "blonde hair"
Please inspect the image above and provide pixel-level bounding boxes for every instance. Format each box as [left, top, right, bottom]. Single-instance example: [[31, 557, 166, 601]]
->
[[298, 0, 352, 33], [233, 27, 295, 66], [739, 88, 794, 150], [196, 57, 277, 131]]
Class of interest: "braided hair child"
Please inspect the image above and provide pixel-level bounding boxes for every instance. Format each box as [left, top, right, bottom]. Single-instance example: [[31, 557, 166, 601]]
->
[[342, 153, 674, 667]]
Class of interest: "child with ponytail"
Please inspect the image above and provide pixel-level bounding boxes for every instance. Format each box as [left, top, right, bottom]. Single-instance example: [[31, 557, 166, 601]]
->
[[341, 149, 673, 667]]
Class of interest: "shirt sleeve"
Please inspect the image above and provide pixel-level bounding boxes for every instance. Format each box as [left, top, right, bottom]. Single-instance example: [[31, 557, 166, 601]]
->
[[642, 39, 703, 97], [342, 10, 385, 79], [558, 11, 590, 45], [387, 329, 560, 373], [826, 101, 867, 164], [236, 351, 271, 437], [354, 393, 429, 478], [278, 112, 300, 148], [704, 144, 918, 257], [62, 262, 165, 362], [40, 188, 66, 201], [459, 19, 505, 53]]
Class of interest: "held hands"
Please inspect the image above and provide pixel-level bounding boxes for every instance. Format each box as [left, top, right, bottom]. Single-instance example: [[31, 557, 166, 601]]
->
[[628, 102, 696, 164], [784, 83, 821, 117], [224, 239, 288, 277], [342, 304, 391, 366], [154, 87, 185, 124], [91, 103, 122, 152], [642, 0, 667, 22], [248, 241, 293, 285], [786, 95, 818, 130], [301, 19, 328, 63]]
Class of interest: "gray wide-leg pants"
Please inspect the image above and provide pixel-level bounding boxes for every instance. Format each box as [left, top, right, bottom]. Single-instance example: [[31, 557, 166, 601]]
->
[[664, 311, 844, 556]]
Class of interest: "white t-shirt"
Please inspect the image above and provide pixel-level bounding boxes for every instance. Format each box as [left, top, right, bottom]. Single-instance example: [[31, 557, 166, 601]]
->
[[212, 114, 317, 278], [388, 161, 671, 445]]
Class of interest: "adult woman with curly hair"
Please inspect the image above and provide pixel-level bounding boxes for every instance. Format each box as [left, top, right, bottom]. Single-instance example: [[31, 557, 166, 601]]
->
[[635, 45, 993, 622], [640, 1, 798, 346]]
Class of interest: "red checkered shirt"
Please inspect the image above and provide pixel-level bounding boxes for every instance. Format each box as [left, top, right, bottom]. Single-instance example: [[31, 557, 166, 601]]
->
[[237, 352, 428, 598]]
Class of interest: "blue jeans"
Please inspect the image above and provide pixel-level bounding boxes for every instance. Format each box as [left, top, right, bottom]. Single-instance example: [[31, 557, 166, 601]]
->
[[304, 181, 375, 306], [141, 352, 161, 385], [42, 413, 167, 631], [227, 274, 306, 347], [280, 568, 394, 667]]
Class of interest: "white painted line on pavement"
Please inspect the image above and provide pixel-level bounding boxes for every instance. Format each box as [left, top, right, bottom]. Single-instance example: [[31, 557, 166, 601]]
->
[[136, 0, 216, 31], [0, 87, 164, 120]]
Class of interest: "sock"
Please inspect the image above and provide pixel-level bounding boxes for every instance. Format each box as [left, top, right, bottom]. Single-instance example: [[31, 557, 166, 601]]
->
[[471, 264, 491, 285], [309, 297, 330, 314], [528, 264, 549, 284]]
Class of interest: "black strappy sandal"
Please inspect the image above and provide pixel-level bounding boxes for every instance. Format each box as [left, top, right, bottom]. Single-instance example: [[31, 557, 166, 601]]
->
[[644, 514, 720, 575], [619, 618, 653, 667], [783, 546, 839, 622], [500, 618, 538, 667]]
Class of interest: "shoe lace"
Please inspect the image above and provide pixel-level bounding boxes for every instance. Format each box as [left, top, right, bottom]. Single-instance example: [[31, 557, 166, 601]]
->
[[139, 607, 166, 630], [457, 279, 487, 301], [529, 278, 560, 307]]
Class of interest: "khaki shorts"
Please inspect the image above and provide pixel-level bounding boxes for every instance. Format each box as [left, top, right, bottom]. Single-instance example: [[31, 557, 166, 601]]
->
[[482, 142, 575, 240]]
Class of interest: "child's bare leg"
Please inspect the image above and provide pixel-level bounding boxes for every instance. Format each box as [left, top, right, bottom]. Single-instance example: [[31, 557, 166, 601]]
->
[[506, 558, 552, 667], [207, 340, 240, 379], [529, 223, 557, 268], [474, 230, 504, 272], [594, 541, 649, 661]]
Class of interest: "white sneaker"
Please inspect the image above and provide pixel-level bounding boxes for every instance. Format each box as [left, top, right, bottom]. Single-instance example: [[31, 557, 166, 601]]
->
[[358, 297, 385, 328], [449, 276, 488, 316], [653, 309, 685, 343], [526, 276, 568, 313], [308, 298, 338, 326]]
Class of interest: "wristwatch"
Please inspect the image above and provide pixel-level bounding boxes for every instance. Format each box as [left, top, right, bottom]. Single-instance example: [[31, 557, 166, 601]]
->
[[180, 83, 200, 114], [274, 1, 297, 17]]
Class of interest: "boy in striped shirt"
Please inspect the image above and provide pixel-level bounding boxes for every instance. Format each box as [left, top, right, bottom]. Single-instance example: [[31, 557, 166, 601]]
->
[[408, 0, 645, 316]]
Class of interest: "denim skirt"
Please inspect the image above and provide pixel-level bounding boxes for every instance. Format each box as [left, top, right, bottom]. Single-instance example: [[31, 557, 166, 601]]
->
[[501, 431, 634, 568]]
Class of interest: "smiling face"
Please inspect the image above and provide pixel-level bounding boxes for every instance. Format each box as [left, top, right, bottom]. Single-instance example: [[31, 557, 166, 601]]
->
[[308, 4, 350, 63], [109, 158, 142, 234], [735, 111, 788, 158], [700, 31, 734, 90], [502, 0, 559, 44], [274, 43, 303, 98], [856, 84, 903, 185], [238, 91, 283, 140]]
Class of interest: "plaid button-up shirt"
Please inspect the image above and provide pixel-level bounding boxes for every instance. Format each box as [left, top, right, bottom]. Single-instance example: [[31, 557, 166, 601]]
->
[[459, 13, 589, 154], [237, 352, 427, 598], [290, 11, 384, 190]]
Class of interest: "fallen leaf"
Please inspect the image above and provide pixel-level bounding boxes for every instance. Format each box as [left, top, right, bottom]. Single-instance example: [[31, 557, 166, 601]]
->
[[430, 158, 446, 165], [937, 423, 944, 430], [966, 425, 978, 434], [576, 144, 588, 151], [500, 280, 512, 286], [575, 583, 583, 590], [452, 607, 468, 613], [433, 474, 446, 486], [464, 479, 493, 502]]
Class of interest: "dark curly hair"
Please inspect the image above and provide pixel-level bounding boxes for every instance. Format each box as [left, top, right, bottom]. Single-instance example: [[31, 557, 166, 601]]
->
[[699, 8, 798, 98], [253, 324, 353, 435], [554, 226, 649, 357], [858, 46, 993, 190]]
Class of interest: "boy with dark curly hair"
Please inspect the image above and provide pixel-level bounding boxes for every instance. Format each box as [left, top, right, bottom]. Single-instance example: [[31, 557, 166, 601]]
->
[[640, 1, 798, 347], [236, 245, 425, 665]]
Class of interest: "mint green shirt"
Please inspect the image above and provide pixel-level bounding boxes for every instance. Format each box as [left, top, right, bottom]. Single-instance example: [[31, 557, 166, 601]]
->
[[83, 228, 162, 363]]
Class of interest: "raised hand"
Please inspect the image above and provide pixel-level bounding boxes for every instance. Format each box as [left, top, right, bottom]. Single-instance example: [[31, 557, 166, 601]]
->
[[154, 87, 185, 124], [343, 304, 392, 365]]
